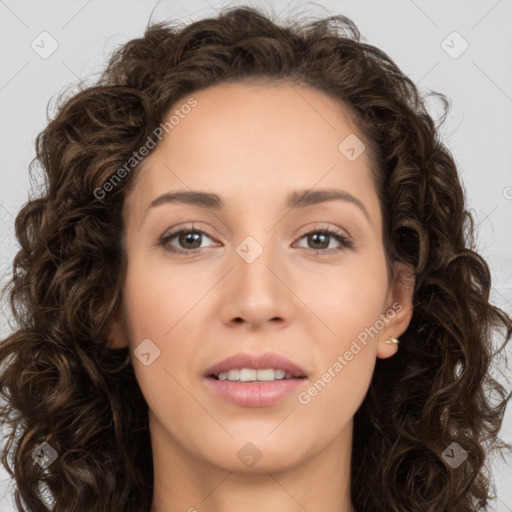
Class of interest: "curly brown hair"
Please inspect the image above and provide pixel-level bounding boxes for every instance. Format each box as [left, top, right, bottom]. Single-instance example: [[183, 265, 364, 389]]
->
[[1, 5, 511, 512]]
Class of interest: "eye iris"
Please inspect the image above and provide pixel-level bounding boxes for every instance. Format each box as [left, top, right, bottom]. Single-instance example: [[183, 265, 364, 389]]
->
[[309, 232, 329, 250], [179, 231, 202, 249]]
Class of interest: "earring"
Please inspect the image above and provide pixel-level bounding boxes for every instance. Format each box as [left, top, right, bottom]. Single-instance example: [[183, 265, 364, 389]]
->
[[383, 337, 399, 344]]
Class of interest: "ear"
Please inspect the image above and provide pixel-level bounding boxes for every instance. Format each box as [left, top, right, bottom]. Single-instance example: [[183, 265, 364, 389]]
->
[[104, 307, 130, 349], [376, 260, 415, 359]]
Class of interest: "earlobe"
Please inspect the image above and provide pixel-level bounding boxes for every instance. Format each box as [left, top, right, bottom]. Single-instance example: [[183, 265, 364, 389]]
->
[[376, 260, 415, 359]]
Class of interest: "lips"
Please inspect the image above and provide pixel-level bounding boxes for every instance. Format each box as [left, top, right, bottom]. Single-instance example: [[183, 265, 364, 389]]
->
[[204, 352, 308, 379]]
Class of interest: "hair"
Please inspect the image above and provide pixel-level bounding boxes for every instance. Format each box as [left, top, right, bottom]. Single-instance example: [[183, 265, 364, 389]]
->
[[1, 4, 511, 512]]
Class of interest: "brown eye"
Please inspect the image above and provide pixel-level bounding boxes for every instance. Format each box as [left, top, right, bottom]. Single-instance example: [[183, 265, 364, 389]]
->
[[158, 224, 353, 257], [160, 229, 215, 254], [295, 227, 353, 253]]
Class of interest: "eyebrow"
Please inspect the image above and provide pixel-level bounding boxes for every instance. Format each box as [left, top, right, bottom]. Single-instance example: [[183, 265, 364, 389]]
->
[[145, 188, 371, 224]]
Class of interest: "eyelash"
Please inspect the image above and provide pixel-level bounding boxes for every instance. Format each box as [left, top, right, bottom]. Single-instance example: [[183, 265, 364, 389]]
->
[[158, 224, 354, 256]]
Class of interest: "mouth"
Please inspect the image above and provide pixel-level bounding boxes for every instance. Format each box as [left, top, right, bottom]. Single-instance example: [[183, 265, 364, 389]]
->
[[203, 352, 308, 382], [207, 368, 307, 382], [203, 368, 308, 407]]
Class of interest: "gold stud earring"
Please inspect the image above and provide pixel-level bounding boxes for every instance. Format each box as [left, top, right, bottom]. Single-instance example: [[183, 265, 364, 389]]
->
[[383, 337, 399, 344]]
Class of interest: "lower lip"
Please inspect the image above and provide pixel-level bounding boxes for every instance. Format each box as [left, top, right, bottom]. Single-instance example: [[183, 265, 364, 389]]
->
[[203, 376, 306, 407]]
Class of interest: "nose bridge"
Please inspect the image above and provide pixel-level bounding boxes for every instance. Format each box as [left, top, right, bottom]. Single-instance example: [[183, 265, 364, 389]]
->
[[223, 227, 292, 325], [234, 231, 280, 291]]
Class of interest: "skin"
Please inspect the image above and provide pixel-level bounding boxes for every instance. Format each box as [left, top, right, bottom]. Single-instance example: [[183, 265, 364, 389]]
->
[[107, 81, 414, 512]]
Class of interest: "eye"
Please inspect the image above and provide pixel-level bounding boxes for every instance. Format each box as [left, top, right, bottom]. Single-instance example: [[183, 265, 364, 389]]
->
[[159, 225, 217, 254], [158, 223, 353, 256], [294, 224, 353, 254]]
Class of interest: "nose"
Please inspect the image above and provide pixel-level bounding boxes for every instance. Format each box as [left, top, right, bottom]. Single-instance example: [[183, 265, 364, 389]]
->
[[219, 236, 295, 331]]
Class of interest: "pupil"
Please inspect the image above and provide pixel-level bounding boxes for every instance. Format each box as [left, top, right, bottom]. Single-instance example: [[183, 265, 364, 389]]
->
[[310, 233, 328, 249], [180, 231, 201, 249]]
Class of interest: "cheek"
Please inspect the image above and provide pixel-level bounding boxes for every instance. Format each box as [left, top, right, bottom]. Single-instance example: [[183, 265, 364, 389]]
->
[[122, 255, 198, 335], [296, 250, 388, 397], [120, 258, 194, 385], [297, 277, 382, 428], [297, 249, 389, 337]]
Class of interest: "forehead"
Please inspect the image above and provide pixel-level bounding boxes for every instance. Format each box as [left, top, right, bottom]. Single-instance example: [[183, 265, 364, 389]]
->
[[124, 81, 379, 227]]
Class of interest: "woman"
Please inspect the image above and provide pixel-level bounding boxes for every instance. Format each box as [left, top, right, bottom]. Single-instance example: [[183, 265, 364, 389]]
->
[[1, 5, 510, 512]]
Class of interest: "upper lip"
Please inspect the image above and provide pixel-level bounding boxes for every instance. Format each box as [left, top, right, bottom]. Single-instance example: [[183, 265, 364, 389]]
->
[[204, 352, 308, 378]]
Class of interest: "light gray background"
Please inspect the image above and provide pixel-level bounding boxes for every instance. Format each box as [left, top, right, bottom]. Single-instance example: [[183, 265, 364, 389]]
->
[[1, 0, 511, 510]]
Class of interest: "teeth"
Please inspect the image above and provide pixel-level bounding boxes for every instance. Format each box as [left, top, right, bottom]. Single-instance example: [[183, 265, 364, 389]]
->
[[217, 368, 293, 382], [228, 369, 241, 380]]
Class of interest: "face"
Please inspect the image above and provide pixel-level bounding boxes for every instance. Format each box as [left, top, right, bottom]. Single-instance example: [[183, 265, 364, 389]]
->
[[107, 81, 414, 474]]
